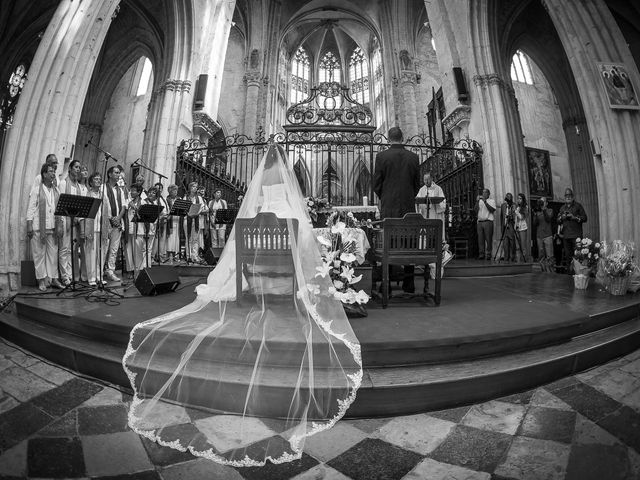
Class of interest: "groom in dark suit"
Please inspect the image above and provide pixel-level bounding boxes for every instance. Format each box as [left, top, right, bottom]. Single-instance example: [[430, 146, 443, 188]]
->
[[373, 126, 422, 293]]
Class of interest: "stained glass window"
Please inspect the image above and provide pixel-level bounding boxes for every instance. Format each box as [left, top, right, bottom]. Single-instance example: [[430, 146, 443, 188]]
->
[[290, 46, 310, 105], [349, 47, 369, 105], [319, 51, 341, 83]]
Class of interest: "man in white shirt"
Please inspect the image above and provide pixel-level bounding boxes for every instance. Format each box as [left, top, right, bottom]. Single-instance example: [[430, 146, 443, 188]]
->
[[103, 165, 128, 282], [57, 159, 88, 285], [26, 163, 63, 291], [475, 188, 497, 260]]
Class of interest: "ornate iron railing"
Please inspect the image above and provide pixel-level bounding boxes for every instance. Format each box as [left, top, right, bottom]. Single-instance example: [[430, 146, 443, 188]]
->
[[285, 81, 374, 132]]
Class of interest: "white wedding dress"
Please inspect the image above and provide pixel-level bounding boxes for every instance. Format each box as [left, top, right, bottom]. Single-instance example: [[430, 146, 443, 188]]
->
[[123, 144, 362, 467]]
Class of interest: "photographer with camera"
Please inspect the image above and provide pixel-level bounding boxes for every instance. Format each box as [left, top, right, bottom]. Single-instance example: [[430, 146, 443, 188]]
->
[[557, 188, 587, 273], [500, 193, 517, 262], [475, 188, 496, 260], [533, 196, 555, 269]]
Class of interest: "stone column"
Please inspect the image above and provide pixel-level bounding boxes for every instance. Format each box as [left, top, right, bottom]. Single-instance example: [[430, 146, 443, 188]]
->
[[544, 0, 640, 245], [399, 72, 420, 137], [243, 72, 262, 138], [472, 74, 527, 201], [142, 79, 192, 183], [0, 0, 119, 289]]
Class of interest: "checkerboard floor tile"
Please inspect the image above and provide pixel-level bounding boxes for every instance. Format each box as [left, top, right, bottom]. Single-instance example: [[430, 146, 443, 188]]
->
[[1, 339, 640, 479]]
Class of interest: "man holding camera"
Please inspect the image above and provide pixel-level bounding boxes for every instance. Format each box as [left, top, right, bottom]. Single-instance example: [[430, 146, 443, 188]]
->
[[475, 188, 496, 260], [557, 188, 587, 272]]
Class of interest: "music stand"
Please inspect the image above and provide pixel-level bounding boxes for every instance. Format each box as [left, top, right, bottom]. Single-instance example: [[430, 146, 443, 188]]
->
[[55, 193, 102, 294], [135, 204, 164, 269], [416, 196, 444, 219], [213, 208, 239, 224], [169, 198, 191, 217]]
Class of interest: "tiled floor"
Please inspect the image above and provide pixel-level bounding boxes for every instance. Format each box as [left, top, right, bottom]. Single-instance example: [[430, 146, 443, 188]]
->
[[1, 338, 639, 479]]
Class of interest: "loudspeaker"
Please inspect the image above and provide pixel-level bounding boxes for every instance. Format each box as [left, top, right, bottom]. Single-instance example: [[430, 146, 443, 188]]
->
[[135, 267, 180, 296], [453, 67, 468, 101], [194, 74, 208, 110], [203, 247, 224, 265]]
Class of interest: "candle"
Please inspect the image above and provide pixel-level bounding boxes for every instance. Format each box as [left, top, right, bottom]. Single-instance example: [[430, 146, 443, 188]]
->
[[362, 196, 368, 206]]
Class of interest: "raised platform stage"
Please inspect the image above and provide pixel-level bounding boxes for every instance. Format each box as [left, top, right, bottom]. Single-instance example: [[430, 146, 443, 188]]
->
[[1, 263, 639, 418]]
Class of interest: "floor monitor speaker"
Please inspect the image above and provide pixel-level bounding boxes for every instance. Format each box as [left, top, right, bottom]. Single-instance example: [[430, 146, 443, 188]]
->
[[135, 267, 180, 296], [203, 247, 224, 265]]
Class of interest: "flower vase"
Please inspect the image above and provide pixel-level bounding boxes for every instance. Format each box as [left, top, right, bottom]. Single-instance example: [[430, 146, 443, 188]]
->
[[607, 275, 630, 296], [573, 274, 590, 290]]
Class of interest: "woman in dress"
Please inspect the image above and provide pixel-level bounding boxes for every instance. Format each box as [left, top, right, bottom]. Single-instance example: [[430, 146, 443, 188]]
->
[[123, 143, 362, 466]]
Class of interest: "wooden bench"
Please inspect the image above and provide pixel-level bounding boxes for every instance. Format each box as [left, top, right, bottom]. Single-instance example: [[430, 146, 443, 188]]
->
[[234, 212, 299, 305], [371, 213, 443, 308]]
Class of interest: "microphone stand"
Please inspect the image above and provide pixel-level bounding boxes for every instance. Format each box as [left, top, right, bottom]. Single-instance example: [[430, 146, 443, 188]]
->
[[85, 139, 124, 298], [136, 159, 167, 265]]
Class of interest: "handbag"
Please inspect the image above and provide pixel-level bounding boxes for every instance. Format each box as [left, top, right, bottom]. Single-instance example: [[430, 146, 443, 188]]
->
[[21, 238, 37, 287]]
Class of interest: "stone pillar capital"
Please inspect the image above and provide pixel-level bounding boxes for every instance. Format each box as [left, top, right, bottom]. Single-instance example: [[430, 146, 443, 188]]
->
[[399, 71, 419, 86], [244, 71, 262, 87], [473, 73, 507, 89]]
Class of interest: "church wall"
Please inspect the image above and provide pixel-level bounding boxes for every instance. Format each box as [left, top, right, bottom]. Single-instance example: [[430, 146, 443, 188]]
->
[[100, 60, 154, 183], [512, 62, 571, 203], [218, 27, 246, 136]]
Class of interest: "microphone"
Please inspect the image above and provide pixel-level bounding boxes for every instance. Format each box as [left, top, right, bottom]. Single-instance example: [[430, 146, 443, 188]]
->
[[84, 135, 93, 148], [132, 158, 140, 165]]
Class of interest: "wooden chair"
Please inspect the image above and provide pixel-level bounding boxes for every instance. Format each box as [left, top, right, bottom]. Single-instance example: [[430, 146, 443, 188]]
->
[[371, 213, 443, 308], [235, 212, 299, 306]]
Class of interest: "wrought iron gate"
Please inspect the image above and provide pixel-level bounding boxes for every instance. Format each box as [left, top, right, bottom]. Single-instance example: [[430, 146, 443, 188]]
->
[[175, 82, 483, 245]]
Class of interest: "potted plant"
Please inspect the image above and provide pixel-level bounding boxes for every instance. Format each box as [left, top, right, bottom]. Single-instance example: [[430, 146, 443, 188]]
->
[[572, 237, 600, 289]]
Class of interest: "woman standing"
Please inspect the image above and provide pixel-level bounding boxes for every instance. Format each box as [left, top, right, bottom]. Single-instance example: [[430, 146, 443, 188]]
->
[[515, 193, 530, 262], [183, 181, 208, 262], [81, 173, 107, 286]]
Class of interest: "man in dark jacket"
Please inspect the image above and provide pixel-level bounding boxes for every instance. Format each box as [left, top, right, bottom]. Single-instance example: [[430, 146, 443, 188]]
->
[[557, 187, 587, 273], [373, 127, 421, 219], [373, 127, 422, 293]]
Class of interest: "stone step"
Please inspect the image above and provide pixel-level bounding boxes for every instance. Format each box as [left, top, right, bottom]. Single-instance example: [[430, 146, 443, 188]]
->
[[2, 310, 639, 417]]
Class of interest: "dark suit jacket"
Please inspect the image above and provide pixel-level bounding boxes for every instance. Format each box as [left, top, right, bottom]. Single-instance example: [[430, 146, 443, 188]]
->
[[373, 144, 421, 219]]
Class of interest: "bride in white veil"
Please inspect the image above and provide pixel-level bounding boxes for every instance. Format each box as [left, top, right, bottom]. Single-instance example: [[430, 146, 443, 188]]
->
[[123, 143, 362, 466]]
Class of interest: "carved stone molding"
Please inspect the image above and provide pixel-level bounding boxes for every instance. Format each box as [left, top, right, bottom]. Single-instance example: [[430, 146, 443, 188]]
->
[[442, 105, 472, 133], [192, 111, 222, 138], [157, 79, 192, 93]]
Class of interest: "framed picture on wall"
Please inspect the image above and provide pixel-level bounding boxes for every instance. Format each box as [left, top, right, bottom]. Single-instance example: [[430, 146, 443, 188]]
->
[[526, 147, 553, 198], [597, 62, 640, 110]]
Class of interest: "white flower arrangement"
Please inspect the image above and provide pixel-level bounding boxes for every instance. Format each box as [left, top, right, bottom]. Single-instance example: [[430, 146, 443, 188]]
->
[[313, 215, 370, 306]]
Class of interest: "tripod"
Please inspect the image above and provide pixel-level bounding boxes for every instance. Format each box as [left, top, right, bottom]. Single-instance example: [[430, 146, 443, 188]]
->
[[494, 215, 526, 263]]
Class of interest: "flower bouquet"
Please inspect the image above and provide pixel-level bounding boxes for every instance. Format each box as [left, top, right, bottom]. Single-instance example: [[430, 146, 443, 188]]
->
[[304, 196, 329, 226], [599, 240, 636, 295], [314, 217, 370, 317]]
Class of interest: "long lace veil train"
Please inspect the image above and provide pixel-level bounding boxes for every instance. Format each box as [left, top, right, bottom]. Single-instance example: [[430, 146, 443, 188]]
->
[[123, 143, 362, 466]]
